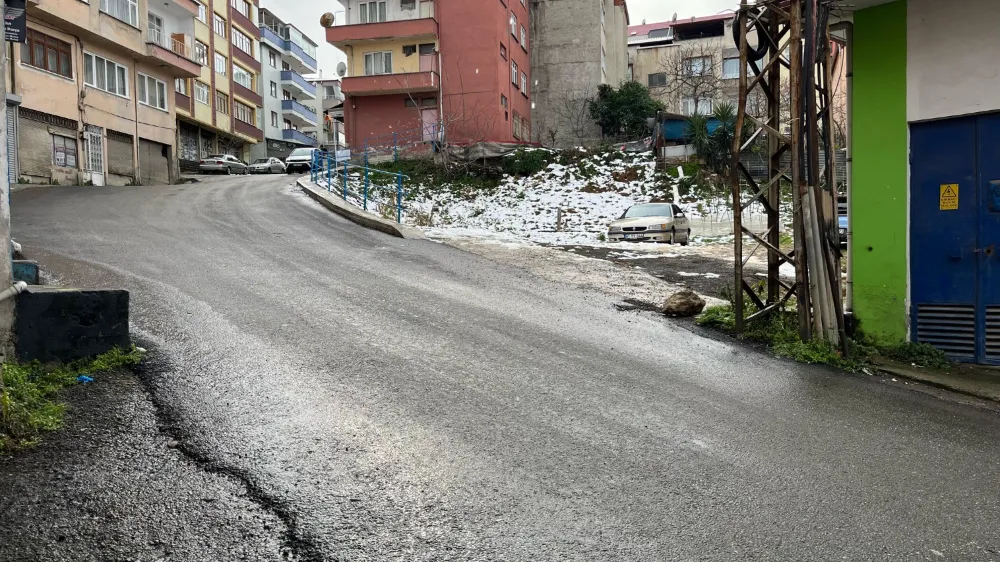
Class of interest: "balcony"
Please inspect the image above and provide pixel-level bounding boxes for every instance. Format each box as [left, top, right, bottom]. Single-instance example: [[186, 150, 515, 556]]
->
[[326, 18, 438, 50], [341, 71, 439, 97], [281, 70, 316, 100], [261, 26, 318, 75], [234, 119, 264, 142], [282, 99, 318, 126], [145, 29, 202, 78], [166, 0, 200, 18], [282, 128, 318, 146]]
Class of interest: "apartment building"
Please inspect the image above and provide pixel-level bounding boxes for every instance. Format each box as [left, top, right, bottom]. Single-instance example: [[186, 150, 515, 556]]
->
[[174, 0, 264, 172], [10, 0, 204, 185], [327, 0, 531, 151], [252, 8, 320, 161], [303, 78, 346, 150], [628, 14, 740, 117], [529, 0, 629, 147]]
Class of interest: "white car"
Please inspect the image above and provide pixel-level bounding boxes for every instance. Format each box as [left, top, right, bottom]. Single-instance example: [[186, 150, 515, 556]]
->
[[607, 203, 691, 245], [250, 157, 286, 174]]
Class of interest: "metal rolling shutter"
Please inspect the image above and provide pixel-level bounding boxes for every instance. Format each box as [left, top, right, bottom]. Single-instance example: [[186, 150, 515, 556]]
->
[[6, 106, 17, 183], [18, 117, 53, 178], [138, 138, 169, 185], [107, 130, 134, 178]]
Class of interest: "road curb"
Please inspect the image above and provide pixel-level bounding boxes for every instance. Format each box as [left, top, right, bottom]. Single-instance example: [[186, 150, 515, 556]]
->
[[296, 177, 426, 240]]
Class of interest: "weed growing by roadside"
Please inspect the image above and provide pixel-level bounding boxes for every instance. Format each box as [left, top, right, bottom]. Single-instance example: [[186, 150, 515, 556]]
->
[[0, 347, 144, 452]]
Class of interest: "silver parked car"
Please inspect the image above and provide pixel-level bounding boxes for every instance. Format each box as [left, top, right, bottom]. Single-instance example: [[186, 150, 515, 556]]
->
[[200, 154, 249, 175], [250, 157, 286, 174], [607, 203, 691, 245]]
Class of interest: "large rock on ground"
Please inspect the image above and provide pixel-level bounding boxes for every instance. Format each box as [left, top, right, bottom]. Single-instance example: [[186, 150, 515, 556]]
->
[[662, 289, 706, 317]]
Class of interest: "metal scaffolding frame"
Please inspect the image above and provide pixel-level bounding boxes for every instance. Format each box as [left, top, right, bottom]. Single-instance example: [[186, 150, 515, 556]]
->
[[731, 0, 847, 353]]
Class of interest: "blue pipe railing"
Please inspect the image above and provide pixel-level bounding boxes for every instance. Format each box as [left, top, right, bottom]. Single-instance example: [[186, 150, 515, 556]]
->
[[310, 151, 408, 224], [362, 122, 442, 164]]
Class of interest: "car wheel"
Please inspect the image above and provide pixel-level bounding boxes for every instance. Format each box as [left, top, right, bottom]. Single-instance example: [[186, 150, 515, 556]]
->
[[226, 166, 232, 175], [680, 229, 690, 247], [668, 229, 676, 244]]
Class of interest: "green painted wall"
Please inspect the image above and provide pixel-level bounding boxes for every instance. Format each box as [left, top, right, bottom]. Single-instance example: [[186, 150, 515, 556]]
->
[[852, 0, 908, 341]]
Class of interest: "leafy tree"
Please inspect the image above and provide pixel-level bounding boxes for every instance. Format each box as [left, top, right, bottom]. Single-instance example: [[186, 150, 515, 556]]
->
[[587, 82, 666, 140], [685, 102, 737, 176]]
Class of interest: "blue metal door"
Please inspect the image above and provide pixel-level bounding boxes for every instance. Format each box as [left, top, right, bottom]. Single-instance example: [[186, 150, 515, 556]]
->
[[976, 115, 1000, 363], [910, 117, 978, 361], [911, 114, 1000, 364]]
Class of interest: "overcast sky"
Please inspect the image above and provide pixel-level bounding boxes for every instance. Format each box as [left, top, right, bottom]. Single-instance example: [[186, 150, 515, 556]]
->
[[261, 0, 739, 78], [628, 0, 737, 24]]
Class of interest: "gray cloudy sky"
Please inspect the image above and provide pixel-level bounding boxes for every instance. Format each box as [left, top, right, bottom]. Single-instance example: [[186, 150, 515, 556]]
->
[[628, 0, 738, 24], [262, 0, 740, 77]]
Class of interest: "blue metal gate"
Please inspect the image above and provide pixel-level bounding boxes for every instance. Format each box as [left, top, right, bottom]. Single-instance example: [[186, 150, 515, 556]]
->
[[911, 114, 1000, 364]]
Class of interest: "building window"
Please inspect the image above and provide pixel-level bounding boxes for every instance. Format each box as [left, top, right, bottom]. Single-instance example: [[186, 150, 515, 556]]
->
[[21, 30, 73, 79], [283, 119, 293, 130], [522, 116, 530, 140], [195, 81, 210, 104], [282, 60, 290, 71], [138, 73, 168, 111], [647, 72, 667, 88], [84, 52, 128, 97], [175, 78, 188, 95], [234, 65, 253, 90], [282, 89, 291, 100], [99, 0, 138, 27], [215, 91, 229, 115], [214, 52, 227, 75], [213, 14, 226, 38], [510, 14, 517, 39], [512, 110, 522, 139], [520, 71, 527, 95], [500, 94, 507, 108], [363, 51, 392, 75], [359, 1, 387, 23], [520, 26, 527, 50], [194, 41, 208, 65], [722, 56, 739, 79], [230, 0, 251, 19], [234, 100, 254, 124], [270, 111, 278, 127], [268, 51, 276, 67], [683, 56, 712, 77], [232, 27, 253, 56], [196, 1, 206, 22], [511, 60, 518, 87], [500, 43, 507, 60], [270, 81, 278, 97], [52, 135, 77, 168], [682, 97, 712, 116]]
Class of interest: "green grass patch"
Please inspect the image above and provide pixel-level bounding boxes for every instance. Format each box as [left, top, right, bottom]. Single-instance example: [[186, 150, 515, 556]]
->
[[696, 303, 950, 372], [0, 346, 143, 452]]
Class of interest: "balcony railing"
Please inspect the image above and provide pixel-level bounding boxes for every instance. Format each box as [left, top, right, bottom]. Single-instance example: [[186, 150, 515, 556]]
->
[[282, 128, 318, 146], [100, 0, 139, 27], [261, 25, 318, 72], [280, 70, 316, 98], [147, 29, 193, 61], [281, 99, 317, 123]]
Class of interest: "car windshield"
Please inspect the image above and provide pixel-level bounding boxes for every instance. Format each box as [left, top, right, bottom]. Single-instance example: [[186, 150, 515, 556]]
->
[[253, 159, 269, 164], [623, 204, 672, 219], [288, 148, 313, 158]]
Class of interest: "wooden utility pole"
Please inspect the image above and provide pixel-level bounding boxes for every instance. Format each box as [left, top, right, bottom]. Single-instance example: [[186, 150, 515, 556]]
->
[[0, 0, 16, 358]]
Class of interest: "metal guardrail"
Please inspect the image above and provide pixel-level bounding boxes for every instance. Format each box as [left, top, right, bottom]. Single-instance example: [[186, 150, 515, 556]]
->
[[362, 122, 442, 164], [310, 152, 409, 224]]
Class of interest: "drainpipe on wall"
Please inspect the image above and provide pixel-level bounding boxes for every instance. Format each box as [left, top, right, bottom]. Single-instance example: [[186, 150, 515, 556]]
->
[[832, 20, 854, 314], [133, 59, 140, 184]]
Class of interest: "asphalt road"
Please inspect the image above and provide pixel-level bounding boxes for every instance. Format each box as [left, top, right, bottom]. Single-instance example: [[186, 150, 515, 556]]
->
[[5, 175, 1000, 561]]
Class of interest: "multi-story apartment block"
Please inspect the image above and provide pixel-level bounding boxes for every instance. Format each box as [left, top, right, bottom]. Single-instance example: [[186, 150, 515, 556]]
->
[[303, 78, 346, 150], [327, 0, 531, 151], [10, 0, 204, 185], [252, 8, 320, 161], [628, 14, 739, 117], [529, 0, 629, 147], [174, 0, 264, 172]]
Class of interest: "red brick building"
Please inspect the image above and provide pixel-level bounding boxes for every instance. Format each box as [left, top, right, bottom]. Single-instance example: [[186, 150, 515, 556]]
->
[[327, 0, 532, 150]]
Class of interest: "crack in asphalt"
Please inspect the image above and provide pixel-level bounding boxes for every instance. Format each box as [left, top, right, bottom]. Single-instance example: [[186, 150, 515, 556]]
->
[[132, 342, 325, 562]]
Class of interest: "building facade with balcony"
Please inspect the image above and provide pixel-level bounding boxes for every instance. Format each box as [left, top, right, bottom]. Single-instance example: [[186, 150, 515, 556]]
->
[[302, 78, 346, 150], [252, 8, 320, 161], [327, 0, 532, 152], [172, 0, 264, 173], [10, 0, 204, 185]]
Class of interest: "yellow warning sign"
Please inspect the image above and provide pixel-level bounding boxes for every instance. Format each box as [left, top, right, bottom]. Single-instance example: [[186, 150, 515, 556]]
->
[[940, 184, 959, 210]]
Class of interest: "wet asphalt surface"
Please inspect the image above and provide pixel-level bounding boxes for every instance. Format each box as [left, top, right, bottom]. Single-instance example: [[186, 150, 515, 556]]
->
[[4, 175, 1000, 561]]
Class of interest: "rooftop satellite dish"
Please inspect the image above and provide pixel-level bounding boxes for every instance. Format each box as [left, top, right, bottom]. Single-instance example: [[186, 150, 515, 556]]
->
[[320, 12, 335, 28], [336, 62, 347, 77], [671, 12, 677, 21]]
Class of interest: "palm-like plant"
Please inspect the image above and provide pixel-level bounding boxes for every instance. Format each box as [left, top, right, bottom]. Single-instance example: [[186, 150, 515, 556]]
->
[[685, 102, 738, 177]]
